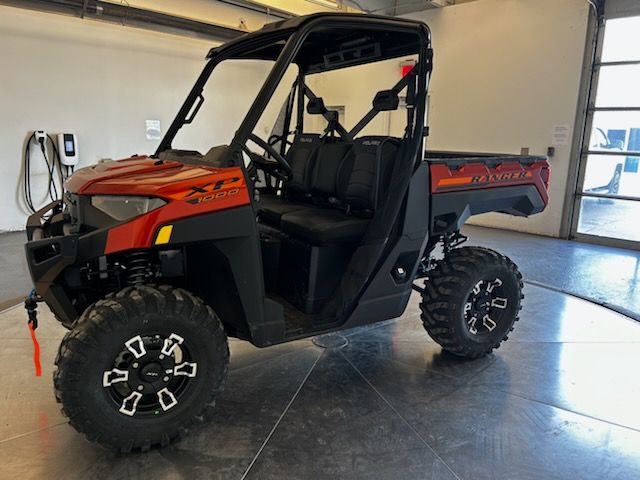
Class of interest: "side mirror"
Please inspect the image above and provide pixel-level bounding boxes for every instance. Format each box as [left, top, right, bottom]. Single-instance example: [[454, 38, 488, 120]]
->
[[307, 97, 327, 115], [373, 90, 400, 112]]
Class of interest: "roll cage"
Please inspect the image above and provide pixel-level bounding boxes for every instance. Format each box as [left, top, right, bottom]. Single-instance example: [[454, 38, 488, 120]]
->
[[155, 13, 433, 169]]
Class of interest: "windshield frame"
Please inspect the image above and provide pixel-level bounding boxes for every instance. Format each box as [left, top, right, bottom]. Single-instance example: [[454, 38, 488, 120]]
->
[[155, 15, 432, 168]]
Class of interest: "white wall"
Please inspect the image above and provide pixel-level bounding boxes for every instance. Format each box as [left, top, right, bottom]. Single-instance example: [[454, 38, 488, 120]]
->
[[405, 0, 590, 236], [0, 6, 282, 232]]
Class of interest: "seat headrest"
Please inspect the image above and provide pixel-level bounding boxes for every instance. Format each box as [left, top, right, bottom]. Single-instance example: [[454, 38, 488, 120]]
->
[[373, 90, 400, 112], [307, 97, 327, 115]]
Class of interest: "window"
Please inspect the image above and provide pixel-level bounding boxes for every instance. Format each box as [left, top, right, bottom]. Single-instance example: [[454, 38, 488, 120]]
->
[[574, 15, 640, 244]]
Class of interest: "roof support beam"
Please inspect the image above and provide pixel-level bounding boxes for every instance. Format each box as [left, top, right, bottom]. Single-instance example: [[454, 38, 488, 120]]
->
[[0, 0, 247, 41], [217, 0, 294, 20]]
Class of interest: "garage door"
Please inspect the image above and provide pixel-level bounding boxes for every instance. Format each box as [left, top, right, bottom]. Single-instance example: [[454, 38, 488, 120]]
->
[[572, 4, 640, 248]]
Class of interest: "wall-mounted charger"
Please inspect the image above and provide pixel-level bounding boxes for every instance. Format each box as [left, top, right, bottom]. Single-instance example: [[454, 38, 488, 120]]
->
[[57, 133, 78, 166]]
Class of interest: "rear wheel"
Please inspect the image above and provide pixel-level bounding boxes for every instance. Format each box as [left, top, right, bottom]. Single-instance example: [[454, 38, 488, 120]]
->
[[420, 246, 523, 358], [54, 285, 229, 452]]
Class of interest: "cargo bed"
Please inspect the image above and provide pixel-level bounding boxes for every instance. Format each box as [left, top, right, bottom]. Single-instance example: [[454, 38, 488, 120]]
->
[[425, 150, 550, 235]]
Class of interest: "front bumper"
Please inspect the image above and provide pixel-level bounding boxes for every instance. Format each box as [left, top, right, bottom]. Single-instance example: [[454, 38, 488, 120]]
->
[[26, 202, 78, 280], [24, 201, 106, 325]]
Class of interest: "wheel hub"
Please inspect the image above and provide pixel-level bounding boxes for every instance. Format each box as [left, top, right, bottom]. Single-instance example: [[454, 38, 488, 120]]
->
[[464, 278, 509, 335], [102, 333, 198, 417], [471, 291, 492, 317], [140, 363, 163, 380], [127, 349, 175, 393]]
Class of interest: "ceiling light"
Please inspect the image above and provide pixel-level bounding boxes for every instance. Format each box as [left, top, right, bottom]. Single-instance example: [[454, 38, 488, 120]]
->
[[305, 0, 341, 9]]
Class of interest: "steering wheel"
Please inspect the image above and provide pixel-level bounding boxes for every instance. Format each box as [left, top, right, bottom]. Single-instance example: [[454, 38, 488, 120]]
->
[[243, 133, 292, 182], [268, 134, 294, 148]]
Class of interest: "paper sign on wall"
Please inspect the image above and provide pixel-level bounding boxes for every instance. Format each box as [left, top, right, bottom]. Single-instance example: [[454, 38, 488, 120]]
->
[[145, 119, 162, 140], [552, 125, 570, 146]]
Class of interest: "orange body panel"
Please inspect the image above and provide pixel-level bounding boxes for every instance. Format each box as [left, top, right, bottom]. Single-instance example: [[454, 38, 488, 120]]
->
[[430, 160, 550, 206], [65, 156, 251, 254]]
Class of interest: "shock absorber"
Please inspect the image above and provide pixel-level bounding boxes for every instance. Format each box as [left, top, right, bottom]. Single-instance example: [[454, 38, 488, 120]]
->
[[125, 251, 155, 285]]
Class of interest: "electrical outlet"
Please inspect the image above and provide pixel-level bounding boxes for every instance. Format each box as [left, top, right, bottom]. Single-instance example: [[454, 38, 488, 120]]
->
[[34, 130, 47, 143]]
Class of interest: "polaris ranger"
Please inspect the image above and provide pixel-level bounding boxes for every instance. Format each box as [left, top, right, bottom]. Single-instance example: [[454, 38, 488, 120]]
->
[[23, 13, 550, 451]]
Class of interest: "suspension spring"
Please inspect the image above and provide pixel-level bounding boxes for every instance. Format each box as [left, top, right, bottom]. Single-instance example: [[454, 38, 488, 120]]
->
[[125, 251, 154, 285]]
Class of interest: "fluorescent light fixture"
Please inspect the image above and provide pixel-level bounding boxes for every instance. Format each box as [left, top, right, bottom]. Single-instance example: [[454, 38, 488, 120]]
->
[[305, 0, 340, 9]]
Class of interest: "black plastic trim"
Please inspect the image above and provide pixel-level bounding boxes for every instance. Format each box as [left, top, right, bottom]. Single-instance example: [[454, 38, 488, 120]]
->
[[170, 206, 279, 346], [430, 185, 545, 236]]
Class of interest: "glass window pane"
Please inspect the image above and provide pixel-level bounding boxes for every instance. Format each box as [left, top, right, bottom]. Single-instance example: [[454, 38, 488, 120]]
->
[[601, 16, 640, 63], [577, 197, 640, 242], [304, 57, 402, 136], [587, 111, 640, 153], [594, 65, 640, 107], [172, 59, 274, 153], [576, 15, 640, 245], [582, 154, 640, 198]]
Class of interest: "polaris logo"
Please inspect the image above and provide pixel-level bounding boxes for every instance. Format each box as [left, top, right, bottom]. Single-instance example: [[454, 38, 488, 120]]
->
[[300, 138, 313, 143], [471, 172, 530, 183], [362, 140, 381, 146]]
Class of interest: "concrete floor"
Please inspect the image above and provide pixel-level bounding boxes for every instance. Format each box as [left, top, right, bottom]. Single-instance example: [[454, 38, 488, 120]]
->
[[1, 285, 640, 479], [577, 197, 640, 243], [2, 227, 640, 479]]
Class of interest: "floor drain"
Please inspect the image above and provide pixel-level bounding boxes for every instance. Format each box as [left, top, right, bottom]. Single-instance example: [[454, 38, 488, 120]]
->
[[312, 333, 349, 349]]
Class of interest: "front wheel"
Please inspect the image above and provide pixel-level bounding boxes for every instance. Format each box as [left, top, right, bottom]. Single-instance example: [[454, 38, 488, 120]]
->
[[420, 246, 523, 358], [54, 285, 229, 452]]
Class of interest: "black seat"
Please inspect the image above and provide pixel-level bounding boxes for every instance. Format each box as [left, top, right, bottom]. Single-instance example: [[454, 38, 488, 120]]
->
[[259, 195, 311, 226], [259, 133, 322, 226], [280, 208, 369, 245], [309, 140, 353, 203], [260, 136, 353, 227], [280, 136, 400, 245], [341, 136, 400, 213], [259, 95, 352, 227]]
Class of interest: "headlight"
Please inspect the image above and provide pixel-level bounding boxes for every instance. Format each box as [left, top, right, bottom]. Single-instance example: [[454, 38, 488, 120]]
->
[[91, 196, 166, 221]]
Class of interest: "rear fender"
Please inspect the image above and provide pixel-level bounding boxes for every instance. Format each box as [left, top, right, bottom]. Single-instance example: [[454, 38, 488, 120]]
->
[[430, 185, 546, 235], [429, 159, 550, 235]]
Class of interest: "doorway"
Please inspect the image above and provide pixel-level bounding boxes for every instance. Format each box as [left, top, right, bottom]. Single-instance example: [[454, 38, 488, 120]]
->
[[572, 14, 640, 247]]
